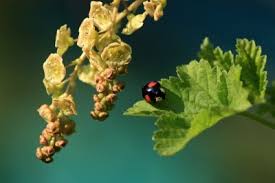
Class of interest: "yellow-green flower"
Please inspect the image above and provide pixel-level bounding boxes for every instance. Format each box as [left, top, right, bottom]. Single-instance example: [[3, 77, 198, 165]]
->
[[77, 18, 98, 50], [101, 41, 132, 68], [89, 1, 113, 32], [43, 54, 66, 84]]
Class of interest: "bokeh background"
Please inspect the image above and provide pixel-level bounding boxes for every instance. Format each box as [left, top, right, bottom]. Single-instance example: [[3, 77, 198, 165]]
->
[[1, 0, 275, 182]]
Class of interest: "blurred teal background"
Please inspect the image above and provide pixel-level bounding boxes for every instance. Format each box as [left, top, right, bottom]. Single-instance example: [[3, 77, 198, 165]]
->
[[1, 0, 275, 182]]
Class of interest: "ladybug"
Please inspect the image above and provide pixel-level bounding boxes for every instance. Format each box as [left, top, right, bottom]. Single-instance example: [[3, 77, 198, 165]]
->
[[142, 81, 166, 103]]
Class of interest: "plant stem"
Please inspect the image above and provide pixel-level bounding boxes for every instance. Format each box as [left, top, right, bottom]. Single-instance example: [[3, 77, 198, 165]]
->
[[65, 53, 86, 94], [116, 0, 146, 22], [240, 111, 275, 130], [112, 0, 121, 7]]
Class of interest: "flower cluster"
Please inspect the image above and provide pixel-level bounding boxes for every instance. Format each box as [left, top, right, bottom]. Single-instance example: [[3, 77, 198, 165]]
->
[[37, 0, 166, 163], [36, 94, 76, 163]]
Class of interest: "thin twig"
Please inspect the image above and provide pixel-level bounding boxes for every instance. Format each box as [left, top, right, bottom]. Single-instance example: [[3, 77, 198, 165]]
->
[[65, 53, 87, 94], [116, 0, 146, 23]]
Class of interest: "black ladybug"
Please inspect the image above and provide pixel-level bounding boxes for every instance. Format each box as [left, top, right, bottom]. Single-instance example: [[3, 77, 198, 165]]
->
[[142, 81, 166, 103]]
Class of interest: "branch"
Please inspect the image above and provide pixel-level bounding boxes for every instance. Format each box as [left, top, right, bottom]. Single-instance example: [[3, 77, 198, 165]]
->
[[65, 53, 87, 94], [116, 0, 146, 23]]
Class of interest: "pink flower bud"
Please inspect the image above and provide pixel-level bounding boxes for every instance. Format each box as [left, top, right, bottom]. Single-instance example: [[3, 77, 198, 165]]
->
[[98, 112, 108, 120], [101, 68, 115, 80], [96, 83, 106, 93], [106, 93, 117, 104], [39, 135, 48, 145], [41, 146, 55, 156], [112, 82, 124, 93], [37, 104, 56, 122], [95, 102, 104, 111], [46, 120, 61, 134], [93, 94, 100, 102], [36, 147, 44, 160], [55, 139, 67, 148], [42, 129, 52, 140]]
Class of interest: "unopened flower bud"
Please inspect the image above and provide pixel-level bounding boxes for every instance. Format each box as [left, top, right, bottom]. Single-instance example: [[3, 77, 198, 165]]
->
[[90, 111, 97, 119], [41, 146, 55, 156], [112, 82, 124, 93], [39, 135, 48, 145], [42, 129, 52, 140], [91, 110, 100, 119], [37, 104, 56, 122], [55, 139, 67, 148], [36, 147, 44, 160], [62, 121, 75, 135], [95, 75, 104, 84], [46, 120, 61, 134], [101, 68, 115, 80], [106, 93, 117, 104], [98, 93, 104, 99], [95, 102, 103, 111], [98, 111, 108, 120], [93, 94, 100, 102], [96, 82, 107, 93]]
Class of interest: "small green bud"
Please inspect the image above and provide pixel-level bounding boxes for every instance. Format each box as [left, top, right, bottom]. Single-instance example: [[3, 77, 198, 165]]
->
[[37, 104, 56, 122]]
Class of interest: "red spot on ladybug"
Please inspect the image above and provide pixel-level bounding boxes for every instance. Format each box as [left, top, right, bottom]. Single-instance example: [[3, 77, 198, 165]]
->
[[147, 81, 158, 88], [145, 95, 151, 103]]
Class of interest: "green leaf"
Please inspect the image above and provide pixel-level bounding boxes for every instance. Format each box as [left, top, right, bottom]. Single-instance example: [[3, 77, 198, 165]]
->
[[153, 110, 225, 156], [153, 112, 190, 156], [235, 39, 267, 104], [124, 100, 168, 117], [125, 38, 272, 156], [177, 60, 251, 114], [124, 76, 185, 116], [159, 77, 185, 113], [198, 38, 234, 71], [125, 59, 251, 156], [260, 81, 275, 117], [271, 81, 275, 105], [154, 60, 251, 155], [198, 37, 215, 62]]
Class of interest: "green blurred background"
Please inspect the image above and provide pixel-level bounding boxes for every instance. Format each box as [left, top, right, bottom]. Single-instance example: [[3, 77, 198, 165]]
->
[[1, 0, 275, 182]]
